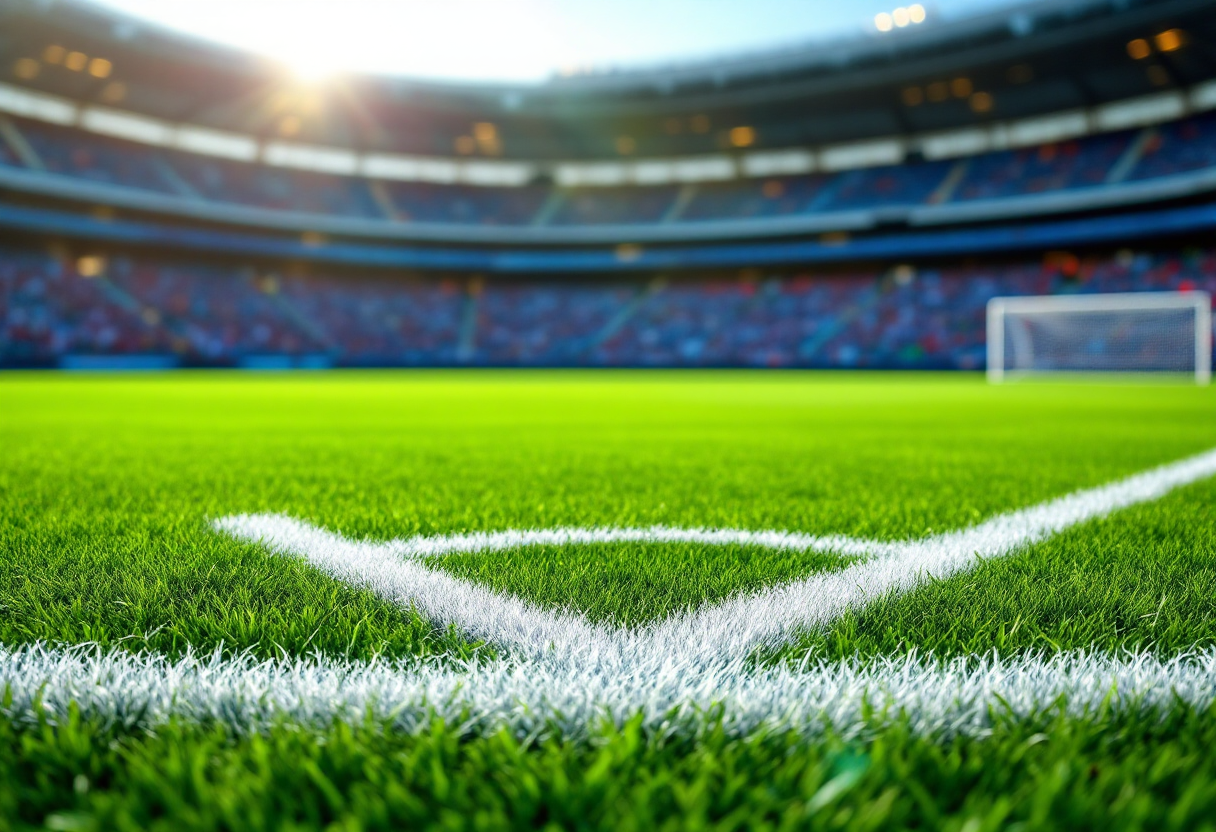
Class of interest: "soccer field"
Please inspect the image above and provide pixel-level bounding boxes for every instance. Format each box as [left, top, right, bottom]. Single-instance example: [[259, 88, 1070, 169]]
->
[[3, 371, 1216, 830]]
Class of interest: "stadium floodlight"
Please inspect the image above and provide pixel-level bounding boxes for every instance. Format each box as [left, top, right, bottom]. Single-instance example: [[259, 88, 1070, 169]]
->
[[987, 292, 1211, 384]]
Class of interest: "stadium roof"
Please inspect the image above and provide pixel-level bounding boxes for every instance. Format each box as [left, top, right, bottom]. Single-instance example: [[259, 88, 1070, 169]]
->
[[0, 0, 1212, 158]]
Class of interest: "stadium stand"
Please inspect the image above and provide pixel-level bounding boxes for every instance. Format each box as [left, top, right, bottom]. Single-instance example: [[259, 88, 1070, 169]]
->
[[3, 112, 1216, 228], [678, 175, 831, 222], [4, 246, 1213, 369], [823, 161, 958, 210], [550, 186, 682, 226], [14, 117, 175, 194], [953, 132, 1134, 201], [0, 0, 1214, 371], [1131, 111, 1216, 181], [382, 182, 549, 225], [168, 152, 385, 219]]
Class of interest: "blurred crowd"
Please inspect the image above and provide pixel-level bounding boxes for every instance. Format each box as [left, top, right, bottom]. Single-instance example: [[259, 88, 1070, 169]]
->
[[3, 247, 1213, 369], [5, 111, 1215, 226]]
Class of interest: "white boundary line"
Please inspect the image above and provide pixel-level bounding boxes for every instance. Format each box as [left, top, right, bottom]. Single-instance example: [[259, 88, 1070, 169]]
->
[[3, 644, 1216, 739], [213, 446, 1216, 669], [4, 448, 1216, 737]]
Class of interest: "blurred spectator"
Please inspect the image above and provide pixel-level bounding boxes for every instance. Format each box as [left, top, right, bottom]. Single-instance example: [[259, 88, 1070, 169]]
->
[[4, 247, 1213, 369], [955, 132, 1132, 201], [5, 113, 1215, 227], [1130, 112, 1216, 181]]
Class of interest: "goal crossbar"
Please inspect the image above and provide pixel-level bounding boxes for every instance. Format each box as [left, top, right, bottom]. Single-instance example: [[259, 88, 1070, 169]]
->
[[987, 291, 1211, 384]]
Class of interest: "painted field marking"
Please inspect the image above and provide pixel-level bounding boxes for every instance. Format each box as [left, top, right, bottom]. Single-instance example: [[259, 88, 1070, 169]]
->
[[214, 446, 1216, 670], [6, 448, 1216, 738], [4, 643, 1216, 739]]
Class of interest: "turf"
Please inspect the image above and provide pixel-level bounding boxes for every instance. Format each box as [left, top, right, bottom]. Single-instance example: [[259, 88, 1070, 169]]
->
[[2, 370, 1216, 828], [4, 371, 1214, 658], [789, 476, 1216, 663], [7, 706, 1216, 832], [434, 541, 854, 626]]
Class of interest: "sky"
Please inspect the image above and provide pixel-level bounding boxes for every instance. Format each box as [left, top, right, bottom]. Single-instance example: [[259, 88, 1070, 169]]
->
[[88, 0, 1030, 84]]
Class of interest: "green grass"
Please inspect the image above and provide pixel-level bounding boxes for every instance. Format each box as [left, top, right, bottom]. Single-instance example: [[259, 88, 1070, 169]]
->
[[790, 477, 1216, 662], [6, 707, 1216, 831], [434, 541, 854, 626], [2, 370, 1216, 829], [4, 371, 1214, 659]]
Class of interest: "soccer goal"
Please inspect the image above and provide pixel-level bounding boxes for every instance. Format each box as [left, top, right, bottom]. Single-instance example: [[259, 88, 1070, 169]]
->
[[987, 291, 1211, 384]]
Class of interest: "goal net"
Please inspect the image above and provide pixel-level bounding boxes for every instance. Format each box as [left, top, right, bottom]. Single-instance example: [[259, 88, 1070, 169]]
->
[[987, 291, 1211, 384]]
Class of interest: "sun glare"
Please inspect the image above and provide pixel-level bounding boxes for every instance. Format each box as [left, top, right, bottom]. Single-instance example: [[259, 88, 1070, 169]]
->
[[281, 53, 342, 83], [80, 0, 992, 83], [88, 0, 573, 83]]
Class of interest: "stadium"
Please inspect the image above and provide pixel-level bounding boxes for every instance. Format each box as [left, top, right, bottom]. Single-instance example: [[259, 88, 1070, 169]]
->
[[2, 0, 1216, 826]]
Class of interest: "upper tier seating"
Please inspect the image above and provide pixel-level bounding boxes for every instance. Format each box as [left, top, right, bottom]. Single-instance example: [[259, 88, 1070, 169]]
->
[[550, 186, 682, 225], [382, 182, 549, 225], [678, 175, 831, 222], [169, 152, 384, 218], [954, 132, 1133, 201], [1, 112, 1214, 229], [1130, 111, 1216, 181]]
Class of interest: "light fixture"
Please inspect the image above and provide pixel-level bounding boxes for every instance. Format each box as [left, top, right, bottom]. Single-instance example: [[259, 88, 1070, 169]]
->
[[1154, 29, 1184, 52], [729, 126, 756, 148], [875, 6, 926, 32], [473, 123, 501, 155], [65, 51, 87, 71], [1127, 39, 1151, 60], [43, 45, 65, 64], [13, 58, 40, 80], [88, 58, 112, 79], [76, 256, 105, 278]]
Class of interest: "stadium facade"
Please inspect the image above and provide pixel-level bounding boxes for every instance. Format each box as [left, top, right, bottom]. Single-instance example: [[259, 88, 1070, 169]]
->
[[0, 0, 1214, 369]]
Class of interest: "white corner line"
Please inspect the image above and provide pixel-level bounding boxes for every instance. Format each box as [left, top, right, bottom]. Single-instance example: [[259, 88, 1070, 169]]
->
[[3, 644, 1216, 740], [4, 448, 1216, 739], [213, 446, 1216, 670]]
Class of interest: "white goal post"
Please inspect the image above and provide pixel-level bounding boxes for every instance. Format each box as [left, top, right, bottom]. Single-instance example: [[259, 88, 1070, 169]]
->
[[987, 291, 1211, 384]]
